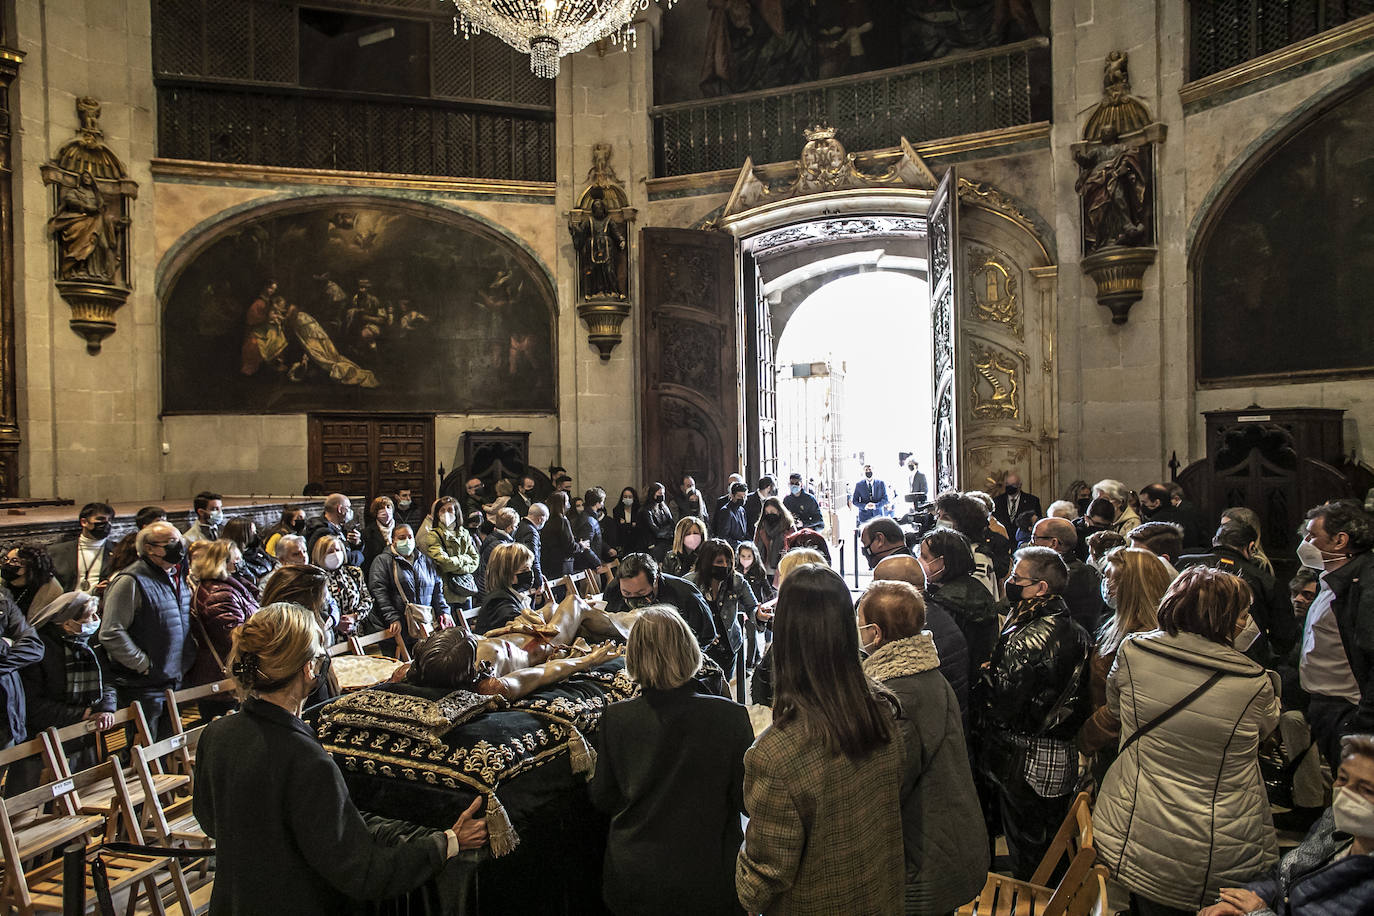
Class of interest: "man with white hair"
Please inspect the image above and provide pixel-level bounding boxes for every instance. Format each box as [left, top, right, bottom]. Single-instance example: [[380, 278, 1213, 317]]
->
[[98, 520, 193, 739], [1092, 478, 1142, 535], [515, 503, 549, 589], [305, 493, 364, 566], [275, 534, 307, 566]]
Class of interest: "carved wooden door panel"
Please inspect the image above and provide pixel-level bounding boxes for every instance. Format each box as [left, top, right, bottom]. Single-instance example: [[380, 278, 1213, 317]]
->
[[928, 167, 963, 494], [755, 262, 778, 481], [640, 228, 738, 504], [956, 180, 1058, 498], [309, 414, 435, 507]]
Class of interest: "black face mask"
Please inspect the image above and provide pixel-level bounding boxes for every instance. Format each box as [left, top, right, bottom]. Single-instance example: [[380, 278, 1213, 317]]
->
[[514, 570, 534, 590], [89, 521, 112, 540], [292, 519, 306, 533], [1140, 504, 1158, 519], [1004, 579, 1026, 605], [1004, 484, 1019, 495], [0, 565, 21, 584], [763, 513, 781, 527], [710, 565, 730, 582], [654, 494, 665, 504], [159, 541, 186, 566], [1076, 497, 1091, 515]]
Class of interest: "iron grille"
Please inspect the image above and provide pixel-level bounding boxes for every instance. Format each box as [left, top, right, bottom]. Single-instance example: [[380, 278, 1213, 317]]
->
[[650, 38, 1050, 178], [1190, 0, 1374, 80]]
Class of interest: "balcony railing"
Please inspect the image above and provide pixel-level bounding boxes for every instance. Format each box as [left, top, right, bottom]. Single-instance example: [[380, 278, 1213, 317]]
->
[[650, 38, 1051, 178], [1190, 0, 1374, 80], [155, 79, 555, 182]]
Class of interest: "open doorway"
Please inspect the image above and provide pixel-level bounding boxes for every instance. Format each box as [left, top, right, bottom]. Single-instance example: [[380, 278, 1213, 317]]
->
[[773, 270, 933, 576]]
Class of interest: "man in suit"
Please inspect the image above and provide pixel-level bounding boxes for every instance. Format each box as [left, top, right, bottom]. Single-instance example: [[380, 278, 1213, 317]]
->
[[907, 459, 929, 503], [514, 503, 548, 589], [744, 476, 776, 534], [50, 501, 118, 592], [992, 471, 1043, 531], [852, 465, 890, 525]]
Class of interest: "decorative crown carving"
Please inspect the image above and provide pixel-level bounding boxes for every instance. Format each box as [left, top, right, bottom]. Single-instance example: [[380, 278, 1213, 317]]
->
[[803, 125, 837, 142]]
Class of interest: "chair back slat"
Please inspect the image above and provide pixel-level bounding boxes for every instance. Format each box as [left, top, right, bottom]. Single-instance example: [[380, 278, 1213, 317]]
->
[[165, 677, 238, 734], [349, 628, 410, 662], [48, 701, 155, 775]]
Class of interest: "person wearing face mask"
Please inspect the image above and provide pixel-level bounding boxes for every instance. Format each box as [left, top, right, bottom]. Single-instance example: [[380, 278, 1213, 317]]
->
[[264, 506, 307, 559], [99, 521, 194, 740], [460, 477, 486, 523], [991, 472, 1042, 533], [852, 466, 890, 526], [1180, 519, 1296, 655], [919, 528, 1000, 675], [222, 516, 276, 590], [0, 575, 38, 755], [602, 553, 717, 656], [393, 488, 425, 532], [972, 546, 1091, 880], [1200, 732, 1374, 916], [514, 504, 549, 592], [860, 518, 911, 570], [2, 545, 62, 619], [1093, 567, 1280, 916], [684, 539, 752, 675], [753, 497, 796, 583], [1076, 547, 1171, 785], [420, 496, 480, 624], [362, 496, 397, 572], [571, 488, 612, 564], [636, 483, 677, 561], [306, 493, 365, 568], [744, 476, 777, 534], [856, 580, 988, 914], [194, 602, 488, 915], [782, 472, 823, 532], [1297, 501, 1374, 769], [189, 539, 260, 691], [473, 543, 539, 633], [535, 492, 584, 590], [711, 482, 750, 549], [663, 516, 708, 577], [506, 475, 538, 521], [603, 486, 640, 558], [475, 508, 519, 595], [184, 490, 226, 544], [735, 541, 774, 666], [14, 592, 107, 789], [311, 535, 373, 642], [1030, 517, 1107, 636], [50, 501, 117, 593], [367, 524, 452, 650]]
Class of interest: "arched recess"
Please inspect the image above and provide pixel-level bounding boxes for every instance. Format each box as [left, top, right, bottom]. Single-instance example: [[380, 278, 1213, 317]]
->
[[1190, 64, 1374, 387], [157, 195, 558, 415]]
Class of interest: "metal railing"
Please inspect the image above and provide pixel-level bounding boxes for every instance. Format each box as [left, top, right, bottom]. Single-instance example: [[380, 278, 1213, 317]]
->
[[1190, 0, 1374, 80], [650, 38, 1051, 178], [155, 79, 555, 182]]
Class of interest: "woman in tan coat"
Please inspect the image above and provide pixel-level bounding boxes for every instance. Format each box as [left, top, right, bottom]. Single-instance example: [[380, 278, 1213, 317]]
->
[[736, 564, 904, 916], [1093, 566, 1281, 916]]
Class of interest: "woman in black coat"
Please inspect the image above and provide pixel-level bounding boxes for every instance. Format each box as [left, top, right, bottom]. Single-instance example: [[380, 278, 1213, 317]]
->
[[194, 602, 487, 916], [604, 487, 640, 558], [636, 482, 676, 561], [589, 605, 754, 916], [540, 491, 580, 579], [473, 542, 537, 634]]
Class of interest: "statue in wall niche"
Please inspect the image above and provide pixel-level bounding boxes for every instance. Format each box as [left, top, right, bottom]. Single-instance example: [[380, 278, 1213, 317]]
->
[[1073, 125, 1149, 251], [568, 192, 627, 300], [50, 169, 118, 281]]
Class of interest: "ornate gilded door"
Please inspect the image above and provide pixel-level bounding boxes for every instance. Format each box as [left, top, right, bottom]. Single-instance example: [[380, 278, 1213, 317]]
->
[[640, 228, 739, 502], [928, 167, 962, 494]]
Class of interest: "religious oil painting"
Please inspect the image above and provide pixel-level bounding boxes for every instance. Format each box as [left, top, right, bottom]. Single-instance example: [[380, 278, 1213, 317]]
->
[[162, 200, 556, 414]]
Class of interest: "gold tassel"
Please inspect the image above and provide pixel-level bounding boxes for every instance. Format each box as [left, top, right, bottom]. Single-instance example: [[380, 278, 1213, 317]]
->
[[484, 792, 520, 857], [567, 727, 596, 777]]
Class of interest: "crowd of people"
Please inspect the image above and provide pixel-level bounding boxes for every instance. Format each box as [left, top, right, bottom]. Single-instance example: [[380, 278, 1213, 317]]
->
[[0, 470, 1371, 916]]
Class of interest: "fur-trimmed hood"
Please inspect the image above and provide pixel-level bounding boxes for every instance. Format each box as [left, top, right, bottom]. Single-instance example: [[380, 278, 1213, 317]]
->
[[862, 632, 940, 683]]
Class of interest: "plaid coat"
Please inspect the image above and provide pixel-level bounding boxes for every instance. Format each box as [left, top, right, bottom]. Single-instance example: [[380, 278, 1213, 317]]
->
[[736, 715, 905, 916]]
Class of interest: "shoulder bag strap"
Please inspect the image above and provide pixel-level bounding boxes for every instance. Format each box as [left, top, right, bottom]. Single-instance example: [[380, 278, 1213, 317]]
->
[[1120, 669, 1226, 754], [189, 599, 228, 677], [391, 556, 413, 603]]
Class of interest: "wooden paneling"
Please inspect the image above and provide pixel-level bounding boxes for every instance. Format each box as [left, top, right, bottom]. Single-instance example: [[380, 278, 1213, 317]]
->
[[308, 414, 434, 506]]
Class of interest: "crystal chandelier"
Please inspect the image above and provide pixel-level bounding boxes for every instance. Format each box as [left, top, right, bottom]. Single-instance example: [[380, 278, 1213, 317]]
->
[[451, 0, 672, 79]]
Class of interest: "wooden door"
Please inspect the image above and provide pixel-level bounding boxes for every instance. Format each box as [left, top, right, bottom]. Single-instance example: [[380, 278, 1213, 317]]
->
[[928, 166, 962, 494], [308, 414, 435, 507], [640, 228, 738, 503]]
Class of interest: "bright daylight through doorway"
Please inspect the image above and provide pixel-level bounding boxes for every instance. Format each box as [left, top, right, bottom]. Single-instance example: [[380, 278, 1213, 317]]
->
[[774, 270, 932, 576]]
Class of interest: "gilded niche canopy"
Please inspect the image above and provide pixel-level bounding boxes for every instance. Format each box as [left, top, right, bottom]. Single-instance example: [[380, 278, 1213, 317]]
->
[[161, 200, 556, 414]]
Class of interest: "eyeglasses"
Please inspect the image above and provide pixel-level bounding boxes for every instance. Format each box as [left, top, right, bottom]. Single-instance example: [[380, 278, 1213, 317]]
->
[[1007, 575, 1043, 585], [1029, 534, 1056, 544], [312, 653, 332, 678]]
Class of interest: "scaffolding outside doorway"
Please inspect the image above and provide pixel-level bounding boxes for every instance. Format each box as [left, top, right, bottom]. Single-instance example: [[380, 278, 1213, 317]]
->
[[776, 359, 847, 537]]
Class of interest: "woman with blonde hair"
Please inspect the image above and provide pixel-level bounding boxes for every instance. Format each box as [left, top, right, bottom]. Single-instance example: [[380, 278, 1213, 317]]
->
[[1093, 566, 1280, 915], [194, 602, 488, 914], [312, 534, 373, 640], [662, 515, 708, 577], [473, 542, 537, 633], [589, 606, 753, 915], [1220, 506, 1274, 576], [1077, 547, 1174, 778], [188, 538, 258, 690]]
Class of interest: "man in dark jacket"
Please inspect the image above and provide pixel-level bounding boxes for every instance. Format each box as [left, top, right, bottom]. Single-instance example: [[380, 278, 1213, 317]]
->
[[1297, 502, 1374, 765], [1030, 517, 1105, 636], [305, 493, 365, 567], [992, 471, 1043, 532], [98, 521, 193, 740], [514, 504, 548, 589], [506, 475, 537, 521], [0, 592, 43, 749], [783, 472, 824, 531], [861, 517, 911, 570], [394, 488, 426, 532], [601, 553, 716, 653], [49, 501, 117, 592], [1179, 519, 1295, 653], [744, 476, 776, 534], [712, 483, 749, 548], [1140, 483, 1208, 552], [974, 545, 1091, 880]]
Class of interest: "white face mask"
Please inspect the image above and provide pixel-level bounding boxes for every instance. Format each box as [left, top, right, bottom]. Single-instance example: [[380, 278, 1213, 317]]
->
[[79, 616, 101, 637], [440, 512, 456, 528], [1332, 785, 1374, 839], [1100, 579, 1118, 611], [622, 497, 634, 508], [1297, 539, 1327, 570], [857, 621, 879, 653], [1233, 615, 1261, 652], [208, 510, 226, 526], [324, 551, 344, 571]]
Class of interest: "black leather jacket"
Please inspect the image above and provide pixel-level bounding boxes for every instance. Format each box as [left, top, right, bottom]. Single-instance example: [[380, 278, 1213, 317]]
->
[[974, 595, 1091, 741]]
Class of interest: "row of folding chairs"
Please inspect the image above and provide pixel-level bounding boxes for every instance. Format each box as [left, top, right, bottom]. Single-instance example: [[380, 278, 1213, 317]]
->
[[0, 700, 214, 914]]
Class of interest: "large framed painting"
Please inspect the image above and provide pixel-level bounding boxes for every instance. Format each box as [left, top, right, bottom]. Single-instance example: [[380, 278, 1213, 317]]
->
[[161, 198, 557, 414]]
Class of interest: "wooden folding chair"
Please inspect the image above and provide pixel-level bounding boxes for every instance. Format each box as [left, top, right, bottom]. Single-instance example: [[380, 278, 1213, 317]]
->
[[0, 732, 68, 799], [164, 678, 238, 736], [131, 727, 213, 914], [0, 759, 170, 915], [1065, 865, 1109, 916], [957, 791, 1098, 916], [349, 627, 411, 662], [49, 703, 189, 837]]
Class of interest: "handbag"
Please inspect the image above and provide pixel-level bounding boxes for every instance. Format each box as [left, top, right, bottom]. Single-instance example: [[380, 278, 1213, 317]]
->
[[191, 596, 229, 678], [391, 558, 434, 640]]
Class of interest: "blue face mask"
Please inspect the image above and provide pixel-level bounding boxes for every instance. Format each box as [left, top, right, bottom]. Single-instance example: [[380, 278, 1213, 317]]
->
[[789, 484, 801, 495]]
